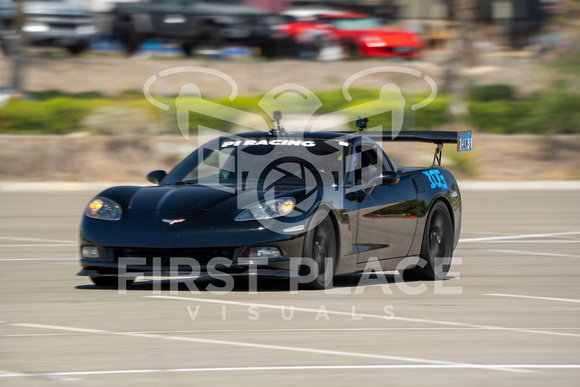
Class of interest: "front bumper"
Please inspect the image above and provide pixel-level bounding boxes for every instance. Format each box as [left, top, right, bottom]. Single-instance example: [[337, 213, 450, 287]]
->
[[78, 233, 306, 279], [25, 24, 96, 45], [361, 45, 422, 58]]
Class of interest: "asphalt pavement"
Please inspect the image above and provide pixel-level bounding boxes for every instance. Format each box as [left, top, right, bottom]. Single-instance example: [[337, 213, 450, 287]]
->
[[1, 187, 579, 386]]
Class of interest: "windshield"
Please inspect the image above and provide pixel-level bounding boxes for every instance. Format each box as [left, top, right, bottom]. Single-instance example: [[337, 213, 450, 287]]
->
[[326, 17, 383, 31], [164, 137, 348, 188]]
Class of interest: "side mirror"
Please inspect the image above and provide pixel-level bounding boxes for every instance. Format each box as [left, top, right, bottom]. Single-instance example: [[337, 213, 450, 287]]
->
[[379, 171, 400, 186], [364, 170, 400, 194], [147, 170, 167, 185]]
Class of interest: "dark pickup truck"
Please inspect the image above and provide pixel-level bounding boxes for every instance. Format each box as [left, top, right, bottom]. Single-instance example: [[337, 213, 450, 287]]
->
[[111, 0, 280, 56], [0, 0, 97, 54], [0, 0, 96, 55]]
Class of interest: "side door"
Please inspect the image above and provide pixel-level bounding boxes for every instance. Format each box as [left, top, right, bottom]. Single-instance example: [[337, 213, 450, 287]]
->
[[349, 139, 418, 266]]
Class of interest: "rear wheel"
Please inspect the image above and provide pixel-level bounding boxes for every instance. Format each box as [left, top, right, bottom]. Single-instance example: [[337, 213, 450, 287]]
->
[[118, 22, 143, 56], [181, 41, 198, 56], [90, 276, 134, 288], [400, 201, 453, 280], [301, 214, 336, 290], [65, 41, 88, 55]]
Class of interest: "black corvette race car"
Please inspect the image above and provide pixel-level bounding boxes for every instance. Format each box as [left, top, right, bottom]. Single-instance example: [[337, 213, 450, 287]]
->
[[78, 122, 471, 290]]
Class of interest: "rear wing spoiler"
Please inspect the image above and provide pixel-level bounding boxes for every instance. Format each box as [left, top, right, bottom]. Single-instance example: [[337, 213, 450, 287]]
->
[[364, 130, 472, 167]]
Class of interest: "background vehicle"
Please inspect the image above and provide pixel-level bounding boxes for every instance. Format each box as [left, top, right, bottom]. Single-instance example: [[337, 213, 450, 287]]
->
[[276, 12, 424, 59], [0, 0, 96, 55], [111, 0, 279, 56]]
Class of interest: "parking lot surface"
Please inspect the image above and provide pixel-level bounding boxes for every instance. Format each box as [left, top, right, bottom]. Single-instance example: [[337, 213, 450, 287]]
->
[[1, 188, 579, 386]]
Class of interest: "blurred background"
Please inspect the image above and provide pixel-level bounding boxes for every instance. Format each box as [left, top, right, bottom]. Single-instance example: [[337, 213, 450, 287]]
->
[[1, 0, 579, 182]]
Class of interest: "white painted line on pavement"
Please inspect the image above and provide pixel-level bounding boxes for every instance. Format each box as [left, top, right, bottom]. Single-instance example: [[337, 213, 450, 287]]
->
[[17, 364, 580, 378], [0, 244, 77, 248], [460, 181, 580, 191], [148, 295, 580, 339], [11, 323, 528, 373], [0, 236, 76, 244], [481, 240, 580, 244], [461, 231, 517, 235], [485, 249, 580, 258], [5, 327, 580, 338], [4, 364, 580, 379], [486, 294, 580, 304], [459, 232, 580, 243], [0, 258, 77, 261], [3, 363, 561, 379]]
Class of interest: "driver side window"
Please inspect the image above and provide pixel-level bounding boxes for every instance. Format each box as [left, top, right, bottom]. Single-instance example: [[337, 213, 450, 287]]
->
[[353, 143, 392, 185]]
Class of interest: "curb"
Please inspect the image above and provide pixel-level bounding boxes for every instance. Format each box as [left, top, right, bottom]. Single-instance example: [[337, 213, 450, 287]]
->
[[459, 181, 580, 191]]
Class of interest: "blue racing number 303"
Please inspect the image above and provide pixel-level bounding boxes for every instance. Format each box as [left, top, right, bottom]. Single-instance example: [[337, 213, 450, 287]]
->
[[423, 169, 448, 189]]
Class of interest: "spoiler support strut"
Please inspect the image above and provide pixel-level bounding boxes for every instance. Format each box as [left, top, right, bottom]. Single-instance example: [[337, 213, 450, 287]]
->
[[432, 143, 444, 167]]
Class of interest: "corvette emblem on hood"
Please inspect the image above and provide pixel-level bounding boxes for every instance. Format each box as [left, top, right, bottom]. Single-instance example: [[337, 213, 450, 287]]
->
[[162, 219, 186, 225]]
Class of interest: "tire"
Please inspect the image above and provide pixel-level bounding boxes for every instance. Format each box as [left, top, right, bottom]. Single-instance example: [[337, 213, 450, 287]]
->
[[65, 41, 88, 55], [261, 37, 297, 58], [0, 38, 14, 56], [301, 213, 336, 290], [181, 41, 197, 56], [119, 23, 142, 56], [199, 21, 223, 48], [400, 201, 453, 280], [344, 38, 360, 60], [90, 276, 134, 288]]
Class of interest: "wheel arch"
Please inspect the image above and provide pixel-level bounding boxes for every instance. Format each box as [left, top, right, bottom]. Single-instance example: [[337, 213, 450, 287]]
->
[[431, 195, 454, 232]]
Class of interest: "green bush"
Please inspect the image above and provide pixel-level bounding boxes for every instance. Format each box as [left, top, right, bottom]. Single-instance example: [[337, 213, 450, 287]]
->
[[514, 90, 580, 134], [469, 89, 580, 134], [29, 90, 106, 101], [469, 84, 514, 102], [316, 87, 379, 114], [468, 100, 537, 133], [0, 98, 97, 134], [3, 85, 578, 135], [407, 97, 449, 130]]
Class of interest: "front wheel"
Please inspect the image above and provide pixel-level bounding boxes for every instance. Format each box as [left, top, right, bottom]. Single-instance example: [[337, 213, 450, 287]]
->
[[301, 214, 336, 290], [400, 201, 453, 280], [65, 41, 88, 55]]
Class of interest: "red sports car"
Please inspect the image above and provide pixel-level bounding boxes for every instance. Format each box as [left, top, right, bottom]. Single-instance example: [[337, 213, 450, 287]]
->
[[278, 13, 424, 59]]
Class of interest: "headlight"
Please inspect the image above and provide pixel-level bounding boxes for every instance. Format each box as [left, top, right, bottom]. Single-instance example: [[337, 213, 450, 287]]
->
[[361, 35, 387, 47], [23, 23, 50, 33], [235, 198, 295, 222], [85, 197, 122, 221], [76, 25, 97, 34]]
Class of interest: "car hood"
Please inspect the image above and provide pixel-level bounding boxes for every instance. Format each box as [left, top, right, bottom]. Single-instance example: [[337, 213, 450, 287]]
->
[[129, 185, 237, 212], [127, 184, 305, 213], [24, 1, 91, 16]]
